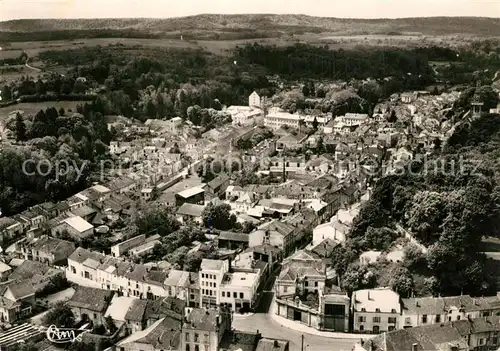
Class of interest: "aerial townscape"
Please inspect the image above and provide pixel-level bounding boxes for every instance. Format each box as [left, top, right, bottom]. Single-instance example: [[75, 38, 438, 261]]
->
[[1, 4, 500, 351]]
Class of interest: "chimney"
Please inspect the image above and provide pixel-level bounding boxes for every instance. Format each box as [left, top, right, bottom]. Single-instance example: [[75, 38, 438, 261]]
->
[[412, 343, 418, 351]]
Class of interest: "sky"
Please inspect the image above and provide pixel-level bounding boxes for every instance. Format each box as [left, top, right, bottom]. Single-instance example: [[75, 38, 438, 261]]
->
[[1, 0, 499, 21]]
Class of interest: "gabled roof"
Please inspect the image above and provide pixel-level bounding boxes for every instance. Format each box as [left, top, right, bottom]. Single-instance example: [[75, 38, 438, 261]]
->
[[29, 236, 75, 256], [117, 317, 181, 350], [67, 286, 113, 313], [207, 173, 230, 190], [4, 281, 35, 301], [183, 308, 220, 331], [176, 203, 205, 217], [124, 299, 148, 322]]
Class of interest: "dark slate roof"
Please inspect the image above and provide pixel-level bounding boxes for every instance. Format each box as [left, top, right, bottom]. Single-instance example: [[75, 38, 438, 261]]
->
[[67, 286, 113, 313], [124, 299, 147, 322]]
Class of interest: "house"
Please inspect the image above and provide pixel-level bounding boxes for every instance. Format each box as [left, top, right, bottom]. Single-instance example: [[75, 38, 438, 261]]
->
[[352, 288, 401, 333], [20, 235, 75, 265], [358, 322, 468, 351], [249, 220, 297, 256], [0, 280, 36, 321], [0, 263, 11, 282], [199, 259, 230, 307], [123, 298, 148, 333], [51, 216, 94, 240], [205, 173, 230, 200], [175, 187, 205, 207], [249, 91, 261, 108], [306, 156, 333, 174], [220, 271, 260, 311], [269, 157, 306, 177], [217, 231, 249, 250], [176, 203, 205, 225], [106, 176, 137, 194], [9, 260, 63, 292], [0, 217, 23, 242], [275, 250, 326, 298], [276, 134, 308, 151], [143, 297, 185, 328], [319, 287, 350, 332], [312, 221, 347, 247], [111, 234, 147, 258], [181, 306, 232, 351], [226, 185, 246, 200], [163, 270, 191, 303], [227, 106, 264, 126], [104, 295, 137, 328], [401, 294, 500, 329], [67, 286, 114, 325], [66, 247, 169, 299], [116, 316, 181, 351]]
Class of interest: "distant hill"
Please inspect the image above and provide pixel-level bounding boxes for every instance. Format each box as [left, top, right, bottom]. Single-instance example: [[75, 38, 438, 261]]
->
[[1, 14, 500, 37]]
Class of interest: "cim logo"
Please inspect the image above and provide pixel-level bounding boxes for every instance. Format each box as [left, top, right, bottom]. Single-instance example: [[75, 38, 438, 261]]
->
[[41, 324, 92, 344]]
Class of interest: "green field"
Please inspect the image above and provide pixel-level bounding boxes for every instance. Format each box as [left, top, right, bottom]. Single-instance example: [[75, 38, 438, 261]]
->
[[0, 101, 86, 120]]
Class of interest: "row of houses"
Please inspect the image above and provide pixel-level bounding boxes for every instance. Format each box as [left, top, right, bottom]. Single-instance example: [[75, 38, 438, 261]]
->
[[65, 244, 274, 313], [355, 314, 500, 351], [50, 284, 289, 351]]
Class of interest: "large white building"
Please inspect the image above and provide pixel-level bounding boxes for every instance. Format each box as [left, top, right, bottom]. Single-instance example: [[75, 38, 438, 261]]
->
[[264, 108, 331, 130], [226, 106, 263, 126], [199, 258, 260, 311], [265, 108, 302, 129], [337, 113, 370, 126], [352, 288, 401, 333]]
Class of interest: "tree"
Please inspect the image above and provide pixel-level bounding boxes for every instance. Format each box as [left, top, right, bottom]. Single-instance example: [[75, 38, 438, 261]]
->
[[388, 110, 397, 123], [403, 244, 426, 270], [203, 203, 237, 231], [312, 117, 319, 131], [136, 205, 180, 237], [389, 266, 414, 297], [105, 315, 117, 334], [14, 113, 26, 141], [342, 262, 376, 294], [433, 138, 442, 151], [184, 251, 203, 272], [42, 302, 75, 327], [1, 85, 12, 101]]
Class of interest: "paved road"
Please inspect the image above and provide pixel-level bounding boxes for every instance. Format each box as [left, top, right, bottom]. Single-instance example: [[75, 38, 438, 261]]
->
[[233, 269, 357, 351], [233, 292, 357, 351]]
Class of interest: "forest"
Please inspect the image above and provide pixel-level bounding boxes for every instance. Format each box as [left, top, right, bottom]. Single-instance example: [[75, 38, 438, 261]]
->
[[332, 113, 500, 297]]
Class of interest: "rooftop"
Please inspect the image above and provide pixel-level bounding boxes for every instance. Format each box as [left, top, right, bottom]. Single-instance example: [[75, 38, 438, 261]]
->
[[177, 186, 205, 199], [63, 216, 93, 233], [67, 286, 114, 313], [353, 288, 401, 313], [201, 259, 226, 272], [222, 272, 259, 289], [176, 203, 205, 217], [184, 307, 221, 331]]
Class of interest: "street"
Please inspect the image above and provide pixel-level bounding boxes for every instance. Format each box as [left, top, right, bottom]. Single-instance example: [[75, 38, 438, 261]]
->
[[232, 292, 357, 351], [232, 268, 358, 351]]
